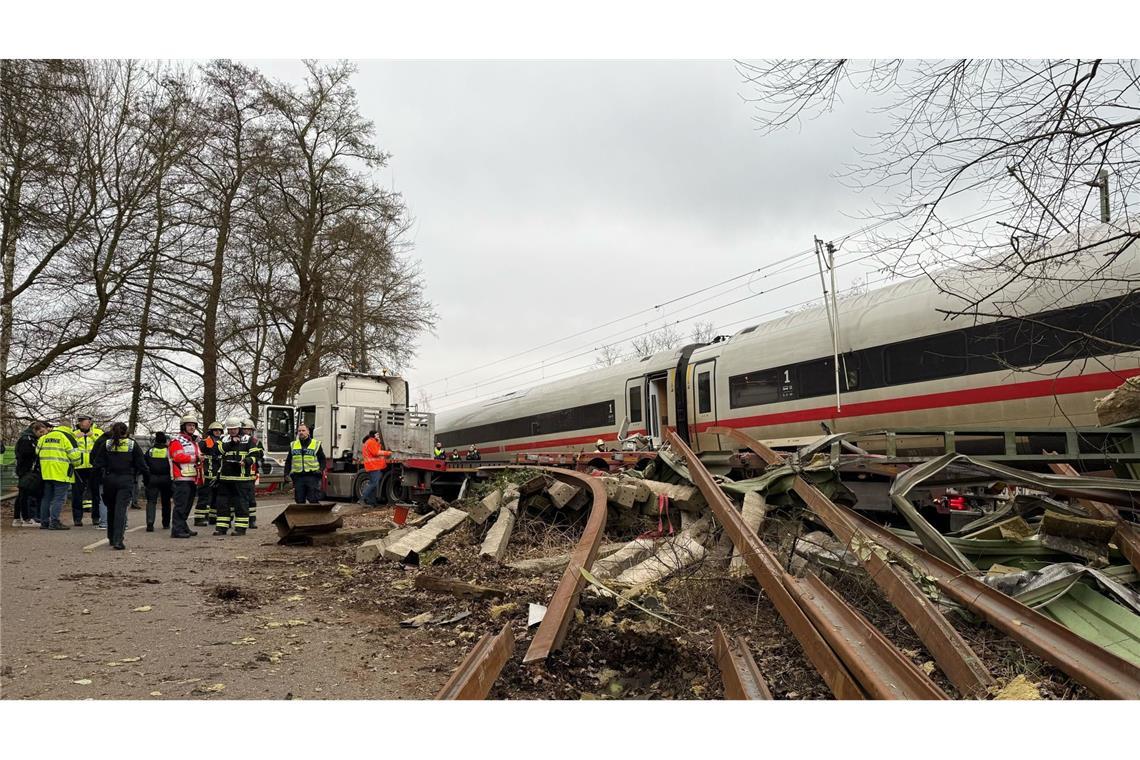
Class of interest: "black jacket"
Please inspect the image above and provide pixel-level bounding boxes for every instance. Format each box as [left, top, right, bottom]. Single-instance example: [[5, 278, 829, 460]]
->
[[15, 428, 38, 476], [92, 437, 148, 481]]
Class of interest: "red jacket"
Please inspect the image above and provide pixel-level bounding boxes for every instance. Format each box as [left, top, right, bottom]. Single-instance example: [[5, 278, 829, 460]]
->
[[169, 432, 203, 484], [362, 438, 392, 472]]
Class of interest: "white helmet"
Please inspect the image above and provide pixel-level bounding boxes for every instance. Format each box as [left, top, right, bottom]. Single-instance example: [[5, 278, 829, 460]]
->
[[181, 412, 200, 428], [241, 418, 255, 429], [225, 416, 242, 429]]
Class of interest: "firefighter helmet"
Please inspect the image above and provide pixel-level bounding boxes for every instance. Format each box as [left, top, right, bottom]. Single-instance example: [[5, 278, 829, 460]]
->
[[225, 416, 242, 429], [180, 413, 200, 428], [208, 420, 223, 432], [241, 418, 255, 429]]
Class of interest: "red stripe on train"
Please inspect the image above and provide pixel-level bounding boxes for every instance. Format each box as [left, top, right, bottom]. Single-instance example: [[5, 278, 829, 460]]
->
[[454, 369, 1138, 452], [694, 367, 1140, 433]]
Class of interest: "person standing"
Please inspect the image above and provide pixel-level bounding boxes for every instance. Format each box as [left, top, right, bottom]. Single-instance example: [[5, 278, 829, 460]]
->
[[284, 423, 326, 504], [144, 431, 173, 532], [36, 420, 82, 530], [14, 421, 49, 526], [194, 421, 223, 527], [70, 413, 104, 527], [92, 422, 148, 550], [216, 418, 255, 535], [433, 441, 445, 460], [240, 418, 262, 528], [168, 413, 202, 539], [359, 431, 392, 507], [465, 444, 481, 461]]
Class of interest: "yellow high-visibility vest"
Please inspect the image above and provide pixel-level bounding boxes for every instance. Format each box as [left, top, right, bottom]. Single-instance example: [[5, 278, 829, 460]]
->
[[73, 426, 104, 469], [289, 438, 322, 474], [36, 427, 82, 483]]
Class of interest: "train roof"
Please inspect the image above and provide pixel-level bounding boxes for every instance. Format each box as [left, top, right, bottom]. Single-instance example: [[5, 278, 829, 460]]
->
[[437, 220, 1139, 430]]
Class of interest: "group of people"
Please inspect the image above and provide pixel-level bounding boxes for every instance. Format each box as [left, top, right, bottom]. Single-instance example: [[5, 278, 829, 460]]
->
[[432, 441, 480, 461], [10, 412, 264, 550]]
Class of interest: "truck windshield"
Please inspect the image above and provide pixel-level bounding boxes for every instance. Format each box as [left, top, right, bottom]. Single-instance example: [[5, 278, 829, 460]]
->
[[265, 407, 294, 454]]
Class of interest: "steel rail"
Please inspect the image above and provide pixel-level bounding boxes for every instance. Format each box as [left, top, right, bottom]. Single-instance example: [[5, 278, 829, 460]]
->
[[713, 625, 773, 699], [435, 622, 515, 700], [516, 466, 609, 663], [791, 574, 948, 699], [663, 429, 866, 699], [710, 425, 995, 698], [844, 507, 1140, 699]]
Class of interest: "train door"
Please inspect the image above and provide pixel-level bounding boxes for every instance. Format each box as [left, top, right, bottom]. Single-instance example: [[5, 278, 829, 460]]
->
[[647, 372, 668, 446], [624, 377, 646, 435], [688, 359, 720, 451]]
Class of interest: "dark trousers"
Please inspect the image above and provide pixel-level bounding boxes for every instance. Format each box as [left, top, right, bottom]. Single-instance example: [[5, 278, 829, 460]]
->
[[16, 485, 41, 520], [246, 481, 257, 526], [195, 478, 217, 523], [292, 474, 322, 504], [71, 468, 100, 524], [171, 481, 197, 536], [216, 480, 250, 532], [146, 481, 173, 527], [102, 475, 133, 546]]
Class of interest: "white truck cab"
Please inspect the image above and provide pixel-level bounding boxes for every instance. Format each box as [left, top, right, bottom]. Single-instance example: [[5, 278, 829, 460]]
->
[[262, 372, 434, 500]]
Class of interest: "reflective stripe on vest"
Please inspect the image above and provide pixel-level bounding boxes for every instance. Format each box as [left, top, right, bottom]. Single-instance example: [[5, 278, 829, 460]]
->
[[219, 435, 256, 481], [36, 429, 80, 482], [105, 439, 135, 453], [289, 438, 321, 474], [73, 427, 104, 469]]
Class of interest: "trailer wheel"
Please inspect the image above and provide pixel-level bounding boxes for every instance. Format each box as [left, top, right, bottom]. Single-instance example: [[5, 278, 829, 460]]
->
[[383, 471, 407, 503], [353, 473, 369, 503]]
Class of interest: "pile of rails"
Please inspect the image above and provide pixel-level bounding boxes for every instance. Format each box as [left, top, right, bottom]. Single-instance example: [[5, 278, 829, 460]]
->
[[338, 420, 1140, 699]]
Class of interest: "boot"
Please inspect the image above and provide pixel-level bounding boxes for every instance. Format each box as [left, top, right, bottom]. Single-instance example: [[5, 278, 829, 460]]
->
[[112, 543, 125, 550], [193, 518, 207, 527], [49, 521, 70, 530], [146, 524, 154, 532], [233, 527, 246, 536], [214, 528, 227, 536]]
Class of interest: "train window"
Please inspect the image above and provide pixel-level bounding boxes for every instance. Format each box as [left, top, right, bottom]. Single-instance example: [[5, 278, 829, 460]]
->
[[697, 371, 711, 414], [885, 331, 969, 385], [628, 386, 642, 423], [729, 369, 791, 408], [796, 358, 835, 399]]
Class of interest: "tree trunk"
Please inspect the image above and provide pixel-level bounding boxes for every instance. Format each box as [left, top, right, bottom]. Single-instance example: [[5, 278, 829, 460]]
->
[[128, 183, 164, 432]]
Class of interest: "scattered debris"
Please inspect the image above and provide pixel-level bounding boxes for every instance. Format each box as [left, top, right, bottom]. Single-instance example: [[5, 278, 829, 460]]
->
[[413, 575, 508, 600], [992, 675, 1042, 700], [528, 603, 547, 627]]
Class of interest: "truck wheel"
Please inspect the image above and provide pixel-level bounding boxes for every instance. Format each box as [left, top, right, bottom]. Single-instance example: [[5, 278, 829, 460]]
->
[[383, 472, 407, 503], [353, 473, 369, 503]]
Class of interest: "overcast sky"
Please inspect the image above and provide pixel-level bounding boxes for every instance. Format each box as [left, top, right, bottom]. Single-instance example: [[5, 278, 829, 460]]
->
[[254, 60, 902, 412]]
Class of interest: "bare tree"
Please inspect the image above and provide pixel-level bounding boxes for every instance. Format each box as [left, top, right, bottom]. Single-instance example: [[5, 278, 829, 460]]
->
[[593, 342, 627, 368], [690, 320, 716, 344], [739, 59, 1140, 360], [630, 323, 682, 358]]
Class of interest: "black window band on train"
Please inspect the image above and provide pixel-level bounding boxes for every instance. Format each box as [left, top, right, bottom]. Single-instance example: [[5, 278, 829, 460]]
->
[[728, 292, 1140, 409], [437, 399, 616, 449]]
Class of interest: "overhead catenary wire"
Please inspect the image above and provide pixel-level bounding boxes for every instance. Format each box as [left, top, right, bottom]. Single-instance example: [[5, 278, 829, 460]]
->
[[431, 204, 1020, 412]]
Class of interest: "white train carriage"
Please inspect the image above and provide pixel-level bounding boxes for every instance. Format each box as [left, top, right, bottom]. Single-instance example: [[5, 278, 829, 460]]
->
[[437, 225, 1140, 457]]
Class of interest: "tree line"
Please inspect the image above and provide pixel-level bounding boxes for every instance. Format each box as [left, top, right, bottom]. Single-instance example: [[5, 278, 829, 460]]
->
[[1, 59, 436, 437]]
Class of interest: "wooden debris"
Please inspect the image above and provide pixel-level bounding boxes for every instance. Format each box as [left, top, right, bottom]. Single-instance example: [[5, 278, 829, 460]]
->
[[467, 489, 502, 526], [414, 575, 508, 600], [730, 492, 767, 574], [355, 528, 412, 563], [1042, 510, 1117, 545], [479, 497, 519, 562], [383, 508, 468, 562]]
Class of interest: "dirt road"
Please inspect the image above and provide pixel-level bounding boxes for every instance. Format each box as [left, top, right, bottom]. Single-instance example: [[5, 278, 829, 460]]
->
[[0, 499, 459, 700]]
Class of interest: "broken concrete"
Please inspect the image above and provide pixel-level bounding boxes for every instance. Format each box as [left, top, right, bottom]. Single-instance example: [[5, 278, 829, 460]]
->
[[383, 507, 469, 562], [480, 497, 519, 562], [467, 489, 502, 526], [601, 477, 638, 508], [640, 479, 704, 510], [546, 480, 581, 510], [355, 527, 412, 563], [507, 542, 625, 574], [1042, 510, 1117, 545], [615, 528, 708, 587], [592, 538, 658, 579], [1096, 376, 1140, 426], [730, 492, 767, 575]]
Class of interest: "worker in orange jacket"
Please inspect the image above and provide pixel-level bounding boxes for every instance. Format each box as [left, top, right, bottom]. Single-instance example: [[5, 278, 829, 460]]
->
[[359, 430, 392, 507]]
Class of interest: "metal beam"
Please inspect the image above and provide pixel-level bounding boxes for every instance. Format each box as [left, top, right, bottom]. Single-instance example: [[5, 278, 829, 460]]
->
[[435, 622, 514, 700], [710, 425, 995, 698], [713, 625, 773, 700], [663, 429, 866, 700]]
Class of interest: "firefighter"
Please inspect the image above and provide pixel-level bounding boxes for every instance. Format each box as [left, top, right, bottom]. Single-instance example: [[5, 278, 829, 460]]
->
[[168, 413, 202, 538], [194, 421, 224, 526], [284, 423, 326, 504], [36, 420, 82, 530], [360, 431, 392, 507], [144, 431, 173, 531], [216, 417, 255, 535], [465, 444, 481, 461], [92, 422, 147, 550], [70, 413, 104, 527], [240, 418, 262, 528]]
